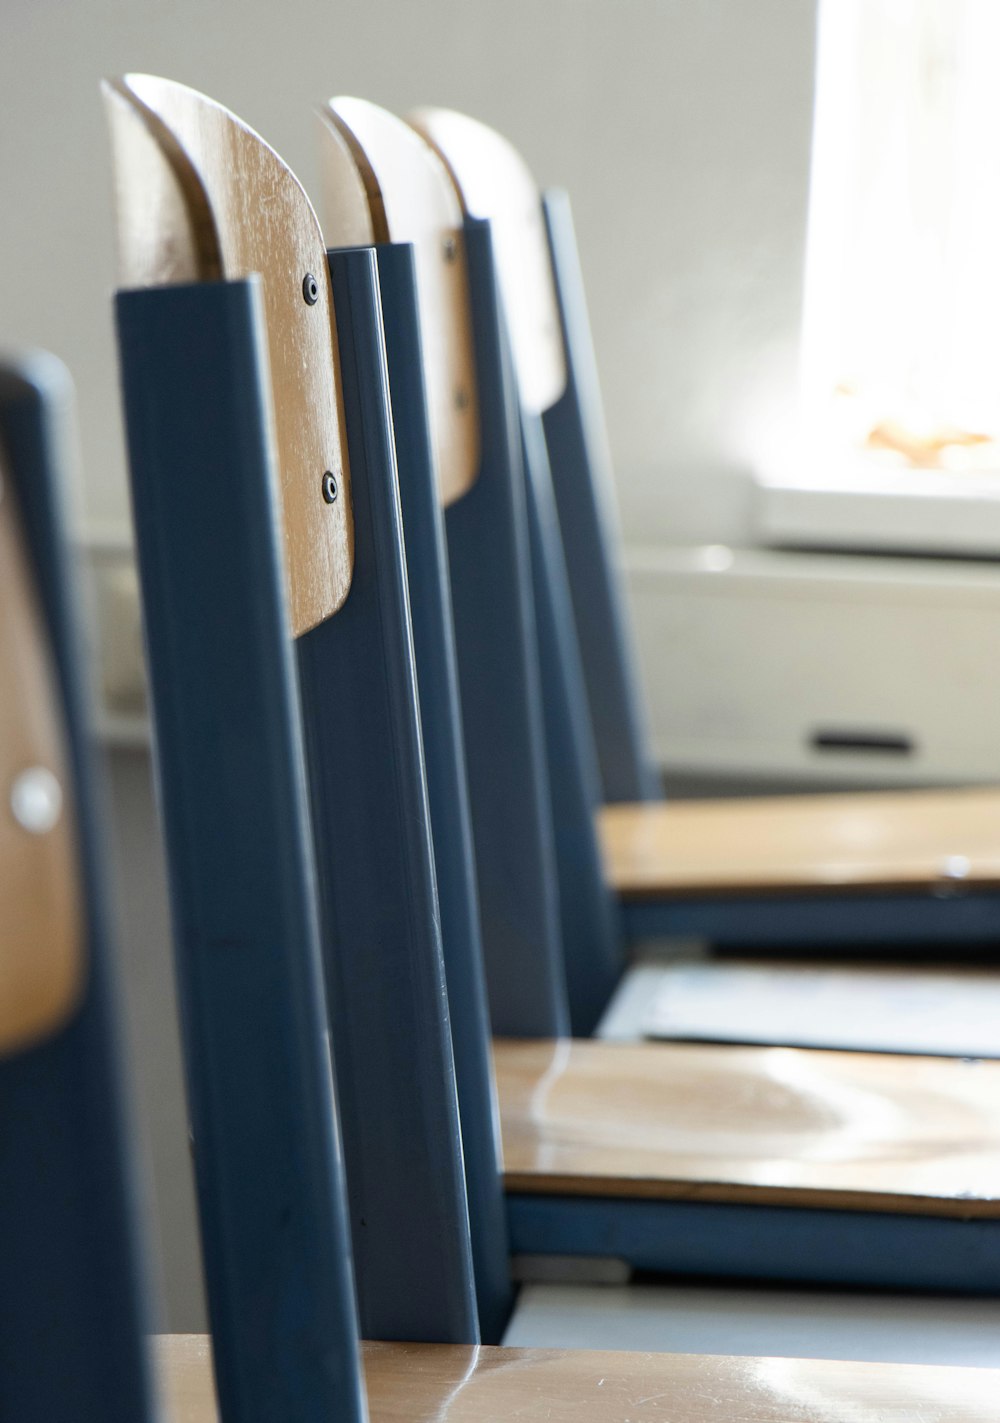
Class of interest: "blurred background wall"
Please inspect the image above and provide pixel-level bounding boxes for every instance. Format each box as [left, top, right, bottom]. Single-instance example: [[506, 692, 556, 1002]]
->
[[1, 0, 818, 1328]]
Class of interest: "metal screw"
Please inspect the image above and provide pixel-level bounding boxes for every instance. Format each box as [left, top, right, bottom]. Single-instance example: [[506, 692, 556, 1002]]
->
[[442, 236, 457, 262], [454, 387, 469, 411], [322, 471, 338, 504], [10, 766, 63, 834], [302, 273, 319, 305]]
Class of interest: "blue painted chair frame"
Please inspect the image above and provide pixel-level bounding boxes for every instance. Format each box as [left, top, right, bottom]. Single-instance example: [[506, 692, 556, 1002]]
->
[[366, 238, 513, 1342], [299, 247, 478, 1344], [117, 279, 367, 1423], [119, 244, 490, 1400], [0, 359, 155, 1423]]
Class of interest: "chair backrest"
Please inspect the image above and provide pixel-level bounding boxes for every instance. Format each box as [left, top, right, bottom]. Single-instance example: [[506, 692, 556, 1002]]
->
[[412, 109, 658, 806], [107, 75, 481, 1417], [406, 109, 625, 1032], [0, 356, 155, 1422]]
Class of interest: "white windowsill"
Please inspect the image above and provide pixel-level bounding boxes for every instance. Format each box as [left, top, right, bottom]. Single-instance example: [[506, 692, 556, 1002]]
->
[[754, 460, 1000, 556]]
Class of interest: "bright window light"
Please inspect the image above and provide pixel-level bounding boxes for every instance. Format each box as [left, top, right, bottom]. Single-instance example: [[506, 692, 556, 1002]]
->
[[802, 0, 1000, 472]]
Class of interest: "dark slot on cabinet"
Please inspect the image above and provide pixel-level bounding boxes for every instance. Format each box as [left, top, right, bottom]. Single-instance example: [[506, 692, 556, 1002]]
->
[[809, 729, 915, 756]]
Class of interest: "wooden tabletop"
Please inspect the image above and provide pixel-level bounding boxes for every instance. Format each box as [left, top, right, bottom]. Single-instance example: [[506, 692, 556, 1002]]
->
[[494, 1038, 1000, 1215], [154, 1335, 999, 1420], [599, 787, 1000, 898]]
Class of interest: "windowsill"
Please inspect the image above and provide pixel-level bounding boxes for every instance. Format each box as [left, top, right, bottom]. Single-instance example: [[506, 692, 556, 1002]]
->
[[754, 459, 1000, 556]]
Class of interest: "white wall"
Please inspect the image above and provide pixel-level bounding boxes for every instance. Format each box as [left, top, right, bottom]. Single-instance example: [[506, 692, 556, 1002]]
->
[[1, 0, 818, 1329], [1, 0, 816, 545]]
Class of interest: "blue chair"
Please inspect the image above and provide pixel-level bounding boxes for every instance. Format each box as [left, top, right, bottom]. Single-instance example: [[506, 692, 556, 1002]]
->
[[103, 75, 1000, 1422], [410, 109, 1000, 1018], [310, 99, 1000, 1298], [0, 356, 155, 1422]]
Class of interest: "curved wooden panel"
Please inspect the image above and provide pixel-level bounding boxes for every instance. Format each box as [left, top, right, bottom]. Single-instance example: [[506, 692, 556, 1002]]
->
[[600, 787, 1000, 898], [103, 75, 353, 636], [408, 107, 566, 416], [318, 98, 479, 505], [495, 1038, 1000, 1216], [0, 461, 83, 1055], [155, 1335, 999, 1421]]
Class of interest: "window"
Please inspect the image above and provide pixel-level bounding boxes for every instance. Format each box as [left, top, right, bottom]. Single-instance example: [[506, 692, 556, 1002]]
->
[[801, 0, 1000, 474]]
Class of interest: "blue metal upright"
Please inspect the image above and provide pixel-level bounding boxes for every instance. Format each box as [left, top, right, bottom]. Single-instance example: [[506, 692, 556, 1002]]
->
[[520, 408, 624, 1033], [444, 220, 571, 1039], [369, 239, 513, 1341], [296, 247, 478, 1345], [541, 189, 660, 805], [116, 281, 366, 1423], [0, 359, 156, 1423]]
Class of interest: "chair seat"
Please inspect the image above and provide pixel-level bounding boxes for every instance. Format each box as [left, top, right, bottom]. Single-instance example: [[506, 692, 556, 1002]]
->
[[155, 1334, 997, 1420], [599, 786, 1000, 898], [504, 1281, 1000, 1367], [494, 1039, 1000, 1214]]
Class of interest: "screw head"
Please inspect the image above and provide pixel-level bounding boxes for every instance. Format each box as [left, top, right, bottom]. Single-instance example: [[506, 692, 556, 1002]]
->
[[10, 766, 63, 834], [302, 273, 319, 306], [322, 471, 338, 504], [442, 236, 457, 262]]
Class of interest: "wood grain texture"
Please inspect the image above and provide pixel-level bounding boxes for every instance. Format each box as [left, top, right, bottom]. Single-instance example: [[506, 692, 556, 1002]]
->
[[154, 1335, 1000, 1421], [103, 75, 353, 636], [600, 787, 1000, 898], [318, 99, 480, 506], [408, 107, 566, 416], [0, 461, 82, 1055], [494, 1038, 1000, 1215]]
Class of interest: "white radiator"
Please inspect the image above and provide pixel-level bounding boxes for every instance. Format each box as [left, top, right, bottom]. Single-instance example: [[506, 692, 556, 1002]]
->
[[624, 545, 1000, 786]]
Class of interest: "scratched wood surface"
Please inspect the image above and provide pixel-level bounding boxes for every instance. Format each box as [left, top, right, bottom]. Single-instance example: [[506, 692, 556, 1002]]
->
[[154, 1335, 999, 1421], [318, 98, 479, 505], [600, 787, 1000, 898], [409, 107, 565, 416], [0, 458, 82, 1054], [104, 75, 353, 636], [495, 1037, 1000, 1216]]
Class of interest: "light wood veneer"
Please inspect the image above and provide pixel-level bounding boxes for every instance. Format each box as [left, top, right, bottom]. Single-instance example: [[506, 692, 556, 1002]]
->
[[495, 1038, 1000, 1215], [104, 75, 355, 637], [155, 1335, 999, 1421], [600, 788, 1000, 898], [0, 463, 82, 1054]]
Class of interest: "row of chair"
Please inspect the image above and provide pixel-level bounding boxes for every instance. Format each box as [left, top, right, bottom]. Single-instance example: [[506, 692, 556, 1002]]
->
[[2, 71, 999, 1419]]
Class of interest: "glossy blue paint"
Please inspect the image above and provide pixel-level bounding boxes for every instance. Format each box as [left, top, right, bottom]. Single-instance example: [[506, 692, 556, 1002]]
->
[[300, 247, 478, 1345], [0, 359, 156, 1423], [369, 240, 513, 1342], [508, 1194, 1000, 1295], [541, 189, 659, 805], [521, 408, 623, 1034], [445, 219, 570, 1038], [621, 890, 1000, 946], [116, 281, 366, 1423]]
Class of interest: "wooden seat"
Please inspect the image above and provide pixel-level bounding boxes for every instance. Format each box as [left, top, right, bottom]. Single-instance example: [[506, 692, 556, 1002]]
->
[[156, 1333, 999, 1422], [600, 785, 1000, 899], [495, 1038, 1000, 1214]]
